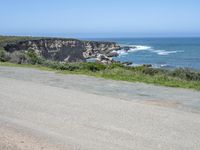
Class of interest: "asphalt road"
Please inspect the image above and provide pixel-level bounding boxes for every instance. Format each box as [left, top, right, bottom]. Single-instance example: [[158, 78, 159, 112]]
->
[[0, 66, 200, 150]]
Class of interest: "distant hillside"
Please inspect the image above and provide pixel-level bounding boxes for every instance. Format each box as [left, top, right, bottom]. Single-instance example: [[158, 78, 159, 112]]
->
[[0, 36, 72, 49], [0, 36, 41, 49]]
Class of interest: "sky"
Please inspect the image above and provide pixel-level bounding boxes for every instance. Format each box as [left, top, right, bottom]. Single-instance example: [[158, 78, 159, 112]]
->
[[0, 0, 200, 38]]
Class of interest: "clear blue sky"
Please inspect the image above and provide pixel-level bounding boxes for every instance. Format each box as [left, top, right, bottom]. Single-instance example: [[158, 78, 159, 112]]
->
[[0, 0, 200, 38]]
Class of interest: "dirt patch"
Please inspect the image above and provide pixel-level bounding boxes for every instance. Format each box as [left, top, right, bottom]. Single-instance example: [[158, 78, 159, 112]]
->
[[142, 100, 181, 108], [0, 124, 60, 150]]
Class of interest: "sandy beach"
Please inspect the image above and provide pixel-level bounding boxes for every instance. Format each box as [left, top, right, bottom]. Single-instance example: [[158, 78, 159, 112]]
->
[[0, 66, 200, 150]]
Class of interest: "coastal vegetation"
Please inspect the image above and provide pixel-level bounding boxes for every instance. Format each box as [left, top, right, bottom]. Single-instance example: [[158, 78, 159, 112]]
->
[[1, 48, 200, 90], [0, 35, 200, 90], [0, 36, 40, 49]]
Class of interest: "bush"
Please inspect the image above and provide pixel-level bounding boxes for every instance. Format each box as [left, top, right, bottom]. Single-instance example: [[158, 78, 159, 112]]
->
[[108, 62, 124, 69], [82, 62, 107, 72], [9, 51, 26, 64], [64, 63, 81, 71], [0, 49, 10, 62], [25, 50, 43, 65], [170, 68, 200, 81], [41, 61, 106, 72], [41, 60, 60, 69]]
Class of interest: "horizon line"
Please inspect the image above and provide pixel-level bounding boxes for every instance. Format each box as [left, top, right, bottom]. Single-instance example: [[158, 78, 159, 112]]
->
[[1, 34, 200, 39]]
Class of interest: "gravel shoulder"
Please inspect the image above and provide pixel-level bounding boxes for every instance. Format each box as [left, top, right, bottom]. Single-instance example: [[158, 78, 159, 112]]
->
[[0, 66, 200, 150]]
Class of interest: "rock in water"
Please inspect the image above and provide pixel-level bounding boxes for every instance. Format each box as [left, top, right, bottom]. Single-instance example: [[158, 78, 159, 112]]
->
[[83, 41, 121, 58], [122, 61, 133, 66], [96, 54, 115, 65]]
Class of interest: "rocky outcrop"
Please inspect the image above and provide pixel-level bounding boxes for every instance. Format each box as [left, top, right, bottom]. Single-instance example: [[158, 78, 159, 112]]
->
[[83, 41, 121, 58], [4, 38, 86, 62], [4, 38, 121, 62], [96, 54, 116, 65]]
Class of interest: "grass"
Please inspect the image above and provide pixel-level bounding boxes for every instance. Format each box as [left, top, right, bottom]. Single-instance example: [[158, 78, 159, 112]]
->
[[0, 62, 55, 71], [1, 61, 200, 91]]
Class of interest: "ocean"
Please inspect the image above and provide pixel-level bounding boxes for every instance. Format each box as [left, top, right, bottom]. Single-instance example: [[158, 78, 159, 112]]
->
[[87, 38, 200, 70]]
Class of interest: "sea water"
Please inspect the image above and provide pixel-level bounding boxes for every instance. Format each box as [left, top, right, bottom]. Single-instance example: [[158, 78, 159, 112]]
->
[[89, 38, 200, 70]]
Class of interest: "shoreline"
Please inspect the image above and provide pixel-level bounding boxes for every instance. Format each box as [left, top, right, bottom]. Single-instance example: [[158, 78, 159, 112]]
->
[[1, 36, 200, 91], [1, 35, 200, 71]]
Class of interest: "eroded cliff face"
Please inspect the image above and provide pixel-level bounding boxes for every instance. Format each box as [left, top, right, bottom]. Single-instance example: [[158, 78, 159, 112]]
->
[[4, 38, 86, 62], [4, 38, 121, 62], [83, 41, 121, 58]]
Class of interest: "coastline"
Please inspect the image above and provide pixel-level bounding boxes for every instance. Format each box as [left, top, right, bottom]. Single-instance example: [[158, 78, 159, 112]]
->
[[2, 36, 200, 70], [1, 36, 200, 91], [93, 37, 200, 70]]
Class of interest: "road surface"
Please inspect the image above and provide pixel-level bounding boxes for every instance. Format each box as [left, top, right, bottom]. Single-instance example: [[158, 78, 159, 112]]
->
[[0, 66, 200, 150]]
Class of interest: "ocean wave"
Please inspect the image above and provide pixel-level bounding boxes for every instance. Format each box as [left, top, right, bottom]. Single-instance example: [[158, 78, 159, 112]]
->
[[129, 45, 152, 51], [115, 45, 184, 56], [127, 63, 170, 68], [151, 50, 184, 56], [152, 64, 170, 68], [115, 49, 129, 55], [115, 45, 152, 56]]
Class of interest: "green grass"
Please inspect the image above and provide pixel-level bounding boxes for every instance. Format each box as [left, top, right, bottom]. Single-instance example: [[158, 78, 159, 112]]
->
[[0, 62, 55, 71], [1, 62, 200, 91]]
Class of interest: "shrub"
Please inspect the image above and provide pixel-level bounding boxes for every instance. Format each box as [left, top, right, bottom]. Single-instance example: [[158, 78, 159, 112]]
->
[[108, 62, 124, 69], [0, 49, 10, 62], [9, 51, 26, 64], [42, 60, 61, 69], [170, 68, 200, 81], [42, 62, 106, 72], [25, 50, 43, 65], [141, 68, 162, 76], [64, 63, 81, 71], [82, 62, 107, 72]]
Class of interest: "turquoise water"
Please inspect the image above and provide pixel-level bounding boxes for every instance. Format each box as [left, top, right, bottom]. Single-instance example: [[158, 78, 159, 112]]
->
[[88, 38, 200, 70]]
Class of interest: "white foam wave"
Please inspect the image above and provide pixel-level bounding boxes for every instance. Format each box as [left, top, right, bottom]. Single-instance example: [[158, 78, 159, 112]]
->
[[115, 45, 152, 56], [129, 45, 152, 51], [151, 50, 184, 56], [150, 63, 170, 68], [160, 64, 168, 67], [115, 45, 184, 57]]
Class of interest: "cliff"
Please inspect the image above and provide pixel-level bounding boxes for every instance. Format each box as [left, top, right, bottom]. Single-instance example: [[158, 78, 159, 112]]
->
[[4, 38, 121, 62], [4, 38, 86, 62]]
